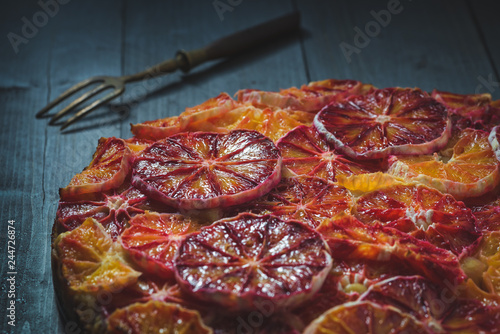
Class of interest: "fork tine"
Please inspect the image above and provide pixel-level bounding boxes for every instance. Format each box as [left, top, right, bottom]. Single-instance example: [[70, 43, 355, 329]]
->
[[36, 77, 104, 118], [48, 82, 112, 125], [60, 87, 124, 130]]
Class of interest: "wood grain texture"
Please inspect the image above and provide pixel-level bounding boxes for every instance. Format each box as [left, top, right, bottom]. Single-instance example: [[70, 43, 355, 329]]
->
[[468, 0, 500, 99], [0, 0, 499, 333], [296, 0, 495, 94], [119, 0, 303, 139]]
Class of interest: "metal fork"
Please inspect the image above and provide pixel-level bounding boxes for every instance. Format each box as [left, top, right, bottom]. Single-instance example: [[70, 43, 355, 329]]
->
[[36, 12, 300, 130]]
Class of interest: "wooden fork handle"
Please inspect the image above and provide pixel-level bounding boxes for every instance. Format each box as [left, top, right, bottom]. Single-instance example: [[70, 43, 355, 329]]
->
[[177, 12, 300, 72]]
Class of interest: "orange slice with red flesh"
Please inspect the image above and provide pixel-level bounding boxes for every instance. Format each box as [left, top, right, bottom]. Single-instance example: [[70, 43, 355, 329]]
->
[[489, 125, 500, 162], [473, 231, 500, 296], [56, 185, 165, 239], [432, 90, 500, 131], [207, 313, 302, 334], [184, 104, 315, 143], [174, 213, 332, 312], [103, 277, 201, 317], [359, 275, 500, 333], [314, 88, 452, 160], [124, 136, 155, 154], [352, 182, 480, 255], [316, 215, 465, 285], [294, 262, 390, 328], [107, 300, 213, 334], [389, 128, 500, 199], [53, 218, 140, 293], [59, 137, 133, 201], [303, 301, 429, 334], [239, 175, 352, 229], [130, 93, 238, 140], [471, 197, 500, 232], [131, 130, 282, 210], [120, 212, 202, 278], [277, 125, 375, 181], [237, 79, 374, 112]]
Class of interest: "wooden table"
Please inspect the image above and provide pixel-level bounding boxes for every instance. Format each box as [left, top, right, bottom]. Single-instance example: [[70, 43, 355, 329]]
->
[[0, 0, 499, 332]]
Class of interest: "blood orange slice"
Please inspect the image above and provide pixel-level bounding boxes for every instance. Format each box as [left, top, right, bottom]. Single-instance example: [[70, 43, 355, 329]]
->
[[237, 79, 374, 112], [314, 88, 452, 159], [132, 130, 282, 210], [120, 212, 202, 278], [241, 175, 352, 229], [475, 231, 500, 296], [60, 137, 133, 200], [174, 213, 332, 311], [471, 197, 500, 232], [352, 181, 480, 255], [359, 275, 500, 333], [130, 93, 237, 140], [316, 215, 465, 285], [56, 185, 165, 239], [277, 125, 374, 181], [440, 299, 500, 333], [294, 262, 384, 327], [488, 125, 500, 162], [389, 128, 500, 199], [107, 301, 213, 334], [209, 314, 302, 334], [303, 301, 429, 334], [124, 136, 155, 154], [103, 277, 196, 316], [184, 105, 315, 143], [53, 218, 140, 293], [432, 90, 500, 131]]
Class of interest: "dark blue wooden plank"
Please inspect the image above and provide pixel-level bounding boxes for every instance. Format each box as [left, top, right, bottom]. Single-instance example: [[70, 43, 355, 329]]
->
[[0, 0, 123, 333], [119, 0, 303, 139], [468, 0, 500, 99], [296, 0, 495, 95], [0, 1, 58, 333]]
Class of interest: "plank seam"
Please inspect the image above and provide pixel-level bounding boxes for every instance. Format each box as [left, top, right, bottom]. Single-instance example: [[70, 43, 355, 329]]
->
[[291, 0, 311, 83], [120, 0, 127, 136], [465, 0, 500, 82]]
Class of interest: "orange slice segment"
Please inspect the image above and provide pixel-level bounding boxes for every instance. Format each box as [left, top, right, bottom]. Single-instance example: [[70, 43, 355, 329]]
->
[[53, 218, 140, 293], [314, 88, 451, 159], [124, 136, 154, 154], [241, 175, 353, 229], [353, 182, 480, 255], [389, 128, 500, 199], [359, 276, 445, 323], [103, 277, 196, 316], [107, 301, 213, 334], [184, 105, 315, 142], [56, 185, 159, 239], [277, 125, 375, 181], [60, 137, 133, 200], [294, 260, 395, 327], [474, 231, 500, 296], [237, 79, 374, 112], [174, 213, 332, 311], [130, 93, 238, 140], [432, 90, 499, 131], [317, 215, 465, 285], [359, 275, 500, 333], [471, 197, 500, 232], [303, 301, 429, 334], [131, 130, 282, 210], [120, 212, 202, 278]]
